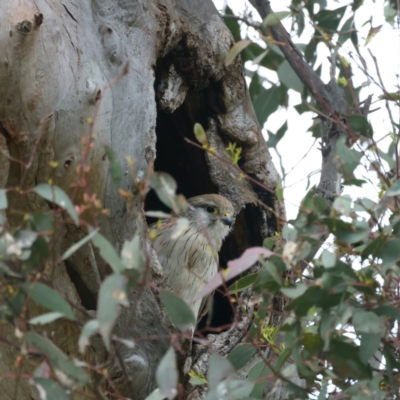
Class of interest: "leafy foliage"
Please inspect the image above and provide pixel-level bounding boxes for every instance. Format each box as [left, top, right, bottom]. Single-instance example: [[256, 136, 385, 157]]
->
[[1, 0, 400, 399]]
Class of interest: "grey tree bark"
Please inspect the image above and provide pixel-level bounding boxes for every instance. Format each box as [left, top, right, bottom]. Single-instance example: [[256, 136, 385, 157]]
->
[[0, 0, 284, 399]]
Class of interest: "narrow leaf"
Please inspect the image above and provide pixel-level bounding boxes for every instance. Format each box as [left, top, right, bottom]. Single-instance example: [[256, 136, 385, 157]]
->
[[97, 274, 128, 350], [150, 172, 188, 214], [160, 290, 195, 331], [277, 61, 304, 93], [30, 312, 65, 325], [32, 378, 69, 400], [90, 229, 125, 273], [22, 283, 74, 320], [61, 228, 99, 260], [228, 274, 258, 294], [248, 361, 269, 398], [78, 320, 100, 353], [225, 40, 252, 66], [156, 347, 178, 399], [34, 184, 78, 225], [105, 145, 123, 189], [144, 389, 166, 400], [193, 123, 209, 148], [360, 333, 381, 364], [227, 345, 256, 370], [198, 247, 272, 298], [263, 11, 290, 26], [0, 189, 7, 210], [208, 354, 234, 391], [121, 234, 145, 271], [25, 333, 88, 387]]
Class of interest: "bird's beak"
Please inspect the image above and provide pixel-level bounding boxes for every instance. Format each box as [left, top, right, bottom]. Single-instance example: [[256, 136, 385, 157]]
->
[[221, 216, 233, 227]]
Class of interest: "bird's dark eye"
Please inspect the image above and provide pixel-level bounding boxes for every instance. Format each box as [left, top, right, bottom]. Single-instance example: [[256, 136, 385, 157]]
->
[[206, 205, 216, 214]]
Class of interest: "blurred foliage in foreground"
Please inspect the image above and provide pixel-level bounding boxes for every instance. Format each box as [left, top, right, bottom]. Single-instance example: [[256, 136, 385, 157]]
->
[[1, 0, 400, 399]]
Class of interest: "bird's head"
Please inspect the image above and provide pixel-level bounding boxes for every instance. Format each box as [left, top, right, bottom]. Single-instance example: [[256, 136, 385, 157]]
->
[[186, 194, 235, 246]]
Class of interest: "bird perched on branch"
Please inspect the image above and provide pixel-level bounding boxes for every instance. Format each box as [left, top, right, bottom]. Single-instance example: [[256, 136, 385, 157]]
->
[[151, 194, 234, 322]]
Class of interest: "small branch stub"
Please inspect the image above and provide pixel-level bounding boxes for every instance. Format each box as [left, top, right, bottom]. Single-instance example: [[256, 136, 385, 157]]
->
[[16, 20, 33, 34]]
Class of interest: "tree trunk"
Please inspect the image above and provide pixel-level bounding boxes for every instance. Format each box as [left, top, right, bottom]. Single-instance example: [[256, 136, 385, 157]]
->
[[0, 0, 284, 399]]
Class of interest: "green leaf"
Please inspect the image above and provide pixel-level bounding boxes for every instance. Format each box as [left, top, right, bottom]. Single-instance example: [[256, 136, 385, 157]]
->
[[338, 16, 354, 45], [225, 40, 252, 66], [263, 236, 277, 250], [275, 346, 291, 371], [29, 312, 65, 325], [199, 247, 272, 298], [208, 354, 234, 392], [0, 189, 7, 210], [105, 145, 123, 189], [193, 123, 209, 147], [302, 332, 324, 355], [160, 290, 195, 331], [249, 73, 263, 103], [315, 6, 347, 33], [253, 86, 280, 128], [22, 283, 74, 320], [263, 11, 290, 26], [333, 195, 352, 216], [281, 283, 307, 299], [26, 212, 54, 232], [150, 172, 188, 214], [32, 378, 69, 400], [121, 234, 145, 272], [321, 250, 336, 268], [0, 261, 21, 278], [375, 305, 400, 320], [386, 180, 400, 196], [380, 239, 400, 267], [337, 134, 362, 179], [227, 345, 256, 370], [228, 274, 258, 295], [328, 339, 372, 380], [352, 0, 364, 11], [353, 310, 385, 335], [277, 61, 304, 93], [223, 6, 240, 41], [24, 333, 88, 387], [61, 228, 99, 260], [267, 121, 287, 148], [33, 184, 78, 225], [90, 229, 125, 273], [321, 218, 369, 244], [78, 319, 100, 353], [97, 274, 128, 349], [209, 380, 254, 399], [360, 333, 381, 364], [348, 115, 373, 138], [144, 389, 166, 400], [248, 361, 269, 398], [156, 347, 178, 399]]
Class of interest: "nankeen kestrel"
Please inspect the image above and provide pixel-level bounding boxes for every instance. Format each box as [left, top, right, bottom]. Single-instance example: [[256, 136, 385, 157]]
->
[[151, 194, 234, 322]]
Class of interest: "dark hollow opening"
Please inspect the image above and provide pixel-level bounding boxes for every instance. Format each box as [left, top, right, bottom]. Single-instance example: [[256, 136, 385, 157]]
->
[[147, 66, 265, 334]]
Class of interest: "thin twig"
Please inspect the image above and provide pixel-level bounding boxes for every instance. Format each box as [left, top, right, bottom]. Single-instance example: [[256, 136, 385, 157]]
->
[[222, 14, 262, 30]]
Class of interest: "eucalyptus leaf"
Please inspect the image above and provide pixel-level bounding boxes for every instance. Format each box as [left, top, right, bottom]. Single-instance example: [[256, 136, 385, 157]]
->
[[97, 274, 128, 349], [22, 283, 74, 320], [62, 228, 99, 260], [0, 189, 7, 210], [160, 290, 195, 331], [90, 229, 125, 273], [34, 184, 78, 225], [227, 345, 256, 370], [32, 378, 70, 400], [25, 333, 88, 387], [156, 347, 178, 399]]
